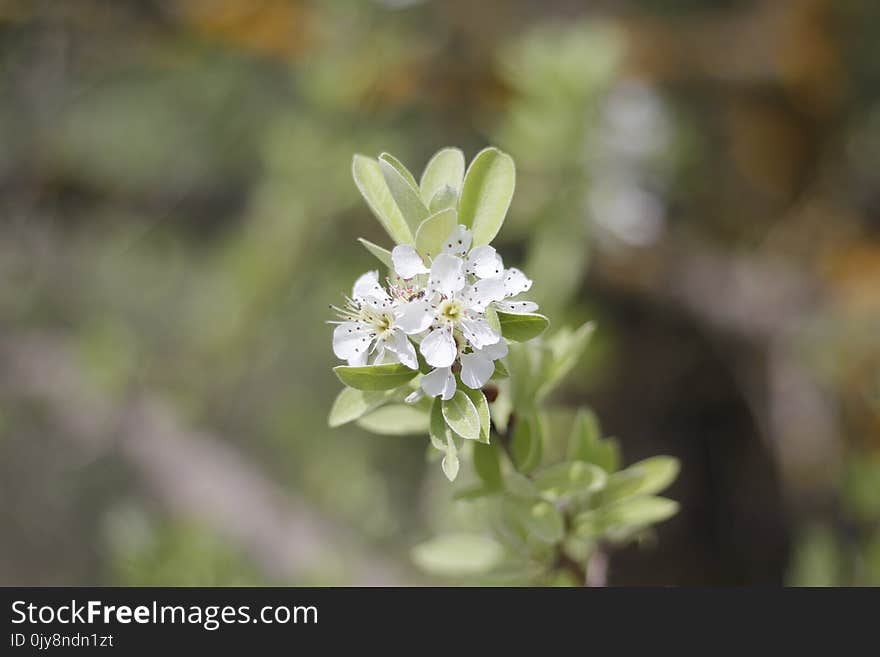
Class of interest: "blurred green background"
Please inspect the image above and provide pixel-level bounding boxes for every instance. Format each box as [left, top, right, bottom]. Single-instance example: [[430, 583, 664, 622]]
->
[[1, 0, 879, 586]]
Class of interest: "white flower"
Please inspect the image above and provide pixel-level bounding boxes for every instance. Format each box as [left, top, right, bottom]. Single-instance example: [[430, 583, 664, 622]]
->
[[490, 267, 539, 315], [331, 271, 424, 369], [386, 224, 537, 399], [332, 225, 539, 401], [423, 340, 509, 401]]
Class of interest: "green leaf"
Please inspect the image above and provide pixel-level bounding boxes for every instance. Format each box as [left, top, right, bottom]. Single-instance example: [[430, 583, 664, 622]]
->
[[472, 443, 503, 490], [485, 305, 501, 334], [379, 152, 419, 188], [411, 534, 504, 577], [351, 155, 413, 245], [356, 404, 429, 435], [533, 460, 607, 501], [460, 387, 490, 444], [567, 408, 620, 473], [328, 387, 395, 427], [601, 456, 680, 503], [357, 237, 393, 269], [490, 359, 509, 380], [420, 147, 465, 203], [497, 311, 550, 342], [379, 154, 429, 232], [442, 390, 481, 441], [503, 498, 564, 544], [458, 147, 516, 246], [510, 413, 543, 473], [538, 321, 595, 398], [504, 470, 540, 500], [414, 207, 458, 260], [441, 433, 460, 481], [429, 397, 448, 451], [428, 186, 458, 213], [333, 363, 418, 391], [575, 496, 679, 538]]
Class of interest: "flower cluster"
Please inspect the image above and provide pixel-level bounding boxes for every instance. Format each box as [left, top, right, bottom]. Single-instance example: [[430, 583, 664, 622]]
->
[[332, 224, 537, 400]]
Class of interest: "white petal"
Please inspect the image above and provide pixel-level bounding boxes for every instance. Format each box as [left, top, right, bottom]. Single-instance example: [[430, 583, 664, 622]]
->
[[395, 299, 434, 335], [421, 366, 456, 400], [460, 318, 500, 350], [385, 329, 418, 370], [347, 350, 369, 367], [391, 245, 429, 279], [502, 268, 533, 297], [441, 225, 472, 258], [333, 321, 374, 360], [420, 325, 457, 368], [460, 352, 495, 389], [465, 245, 504, 279], [352, 271, 388, 302], [428, 253, 465, 297], [493, 299, 539, 314], [462, 277, 506, 312], [477, 339, 508, 361]]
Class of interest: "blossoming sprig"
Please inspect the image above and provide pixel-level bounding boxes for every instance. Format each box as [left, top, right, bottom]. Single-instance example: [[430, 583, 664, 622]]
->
[[327, 145, 680, 586], [330, 147, 549, 481]]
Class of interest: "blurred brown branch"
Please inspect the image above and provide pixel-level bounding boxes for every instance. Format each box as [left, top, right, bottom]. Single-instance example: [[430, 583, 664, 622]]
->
[[0, 333, 414, 586]]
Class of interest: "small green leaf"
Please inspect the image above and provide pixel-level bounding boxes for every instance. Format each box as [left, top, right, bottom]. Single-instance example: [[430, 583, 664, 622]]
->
[[601, 456, 680, 503], [538, 321, 595, 398], [333, 363, 418, 391], [575, 496, 679, 538], [503, 498, 564, 544], [567, 408, 620, 473], [429, 397, 448, 451], [429, 186, 458, 213], [504, 470, 540, 500], [441, 433, 460, 481], [414, 207, 458, 260], [510, 413, 543, 473], [379, 152, 419, 188], [411, 534, 504, 576], [420, 147, 465, 203], [458, 147, 516, 246], [485, 305, 501, 333], [497, 311, 550, 342], [460, 387, 490, 444], [357, 237, 393, 269], [442, 390, 481, 441], [356, 404, 429, 435], [533, 460, 607, 501], [472, 443, 503, 490], [380, 154, 429, 232], [352, 155, 413, 245], [490, 359, 509, 380], [328, 387, 395, 427]]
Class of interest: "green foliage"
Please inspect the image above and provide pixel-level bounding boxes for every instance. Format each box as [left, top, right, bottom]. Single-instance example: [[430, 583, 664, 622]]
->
[[458, 147, 516, 246], [328, 387, 398, 427], [442, 391, 482, 442], [357, 404, 429, 435], [419, 147, 465, 204], [415, 208, 459, 259], [497, 311, 550, 342], [567, 408, 619, 472], [352, 154, 414, 245], [411, 534, 504, 577], [379, 153, 429, 232], [357, 238, 393, 269], [333, 363, 419, 391]]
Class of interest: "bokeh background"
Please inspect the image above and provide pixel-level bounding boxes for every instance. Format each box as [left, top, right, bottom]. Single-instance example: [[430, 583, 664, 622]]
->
[[2, 0, 879, 586]]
